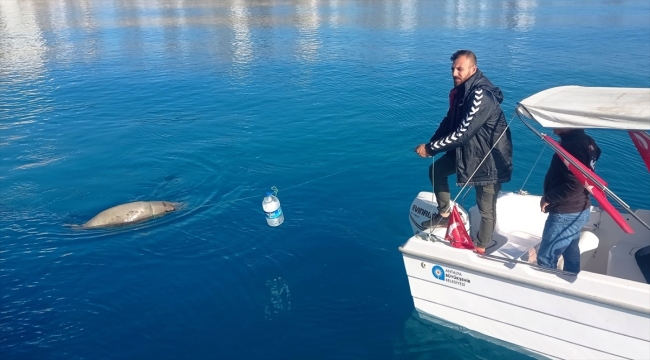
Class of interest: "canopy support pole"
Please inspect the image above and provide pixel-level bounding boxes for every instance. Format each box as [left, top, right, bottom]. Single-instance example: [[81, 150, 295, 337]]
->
[[516, 105, 650, 232]]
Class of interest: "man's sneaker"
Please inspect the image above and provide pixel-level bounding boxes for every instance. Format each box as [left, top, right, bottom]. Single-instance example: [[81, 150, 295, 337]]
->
[[421, 213, 449, 229]]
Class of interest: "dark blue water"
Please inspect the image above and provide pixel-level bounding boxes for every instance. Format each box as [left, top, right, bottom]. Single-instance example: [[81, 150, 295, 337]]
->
[[2, 1, 649, 359]]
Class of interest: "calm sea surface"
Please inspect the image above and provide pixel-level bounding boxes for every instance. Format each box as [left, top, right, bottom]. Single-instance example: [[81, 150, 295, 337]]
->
[[1, 1, 649, 359]]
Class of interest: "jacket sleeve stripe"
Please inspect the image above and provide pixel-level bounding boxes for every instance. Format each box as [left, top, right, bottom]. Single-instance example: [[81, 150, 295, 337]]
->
[[430, 89, 483, 150]]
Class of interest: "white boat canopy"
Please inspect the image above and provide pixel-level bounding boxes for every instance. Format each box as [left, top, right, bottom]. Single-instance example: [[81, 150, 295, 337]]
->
[[517, 86, 650, 130]]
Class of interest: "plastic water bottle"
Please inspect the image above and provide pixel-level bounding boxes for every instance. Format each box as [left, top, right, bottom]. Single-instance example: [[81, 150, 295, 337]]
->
[[262, 191, 284, 227]]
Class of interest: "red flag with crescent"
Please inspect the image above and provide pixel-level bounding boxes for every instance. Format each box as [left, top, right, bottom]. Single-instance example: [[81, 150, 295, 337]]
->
[[543, 135, 634, 234], [629, 131, 650, 173], [445, 205, 475, 249]]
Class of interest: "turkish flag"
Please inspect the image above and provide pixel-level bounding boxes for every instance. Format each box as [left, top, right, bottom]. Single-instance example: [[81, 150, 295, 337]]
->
[[544, 135, 634, 234], [629, 131, 650, 173], [445, 205, 475, 249]]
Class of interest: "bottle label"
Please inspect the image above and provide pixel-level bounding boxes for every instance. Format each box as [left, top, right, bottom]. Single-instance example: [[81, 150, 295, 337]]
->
[[266, 207, 283, 219]]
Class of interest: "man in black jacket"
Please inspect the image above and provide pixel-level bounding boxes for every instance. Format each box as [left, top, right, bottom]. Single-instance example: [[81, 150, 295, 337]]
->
[[538, 128, 601, 272], [415, 50, 513, 254]]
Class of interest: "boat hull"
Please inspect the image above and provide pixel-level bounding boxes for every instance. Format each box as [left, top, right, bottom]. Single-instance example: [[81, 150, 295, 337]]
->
[[402, 247, 650, 359], [401, 192, 650, 360]]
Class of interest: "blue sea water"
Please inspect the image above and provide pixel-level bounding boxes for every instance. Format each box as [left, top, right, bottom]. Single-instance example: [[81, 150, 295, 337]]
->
[[1, 1, 649, 359]]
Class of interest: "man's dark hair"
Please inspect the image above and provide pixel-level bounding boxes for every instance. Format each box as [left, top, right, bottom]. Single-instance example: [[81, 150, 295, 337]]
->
[[450, 50, 477, 65]]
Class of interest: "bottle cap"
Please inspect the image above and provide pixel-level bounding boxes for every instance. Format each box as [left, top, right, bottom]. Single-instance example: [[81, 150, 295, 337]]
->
[[265, 191, 273, 197]]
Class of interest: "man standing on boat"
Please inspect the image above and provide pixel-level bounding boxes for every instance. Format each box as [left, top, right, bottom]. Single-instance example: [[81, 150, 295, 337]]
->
[[538, 129, 601, 272], [415, 50, 513, 254]]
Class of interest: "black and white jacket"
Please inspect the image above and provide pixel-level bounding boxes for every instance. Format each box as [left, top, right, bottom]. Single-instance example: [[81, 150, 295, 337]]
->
[[426, 70, 513, 186]]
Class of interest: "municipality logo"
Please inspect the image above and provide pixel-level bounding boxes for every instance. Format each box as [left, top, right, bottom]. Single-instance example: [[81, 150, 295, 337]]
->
[[432, 265, 445, 281]]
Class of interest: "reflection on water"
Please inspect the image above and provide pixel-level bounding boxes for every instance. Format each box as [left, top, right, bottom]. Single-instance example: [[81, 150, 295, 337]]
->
[[442, 0, 537, 30], [328, 0, 340, 28], [393, 310, 536, 359], [502, 0, 537, 31], [295, 0, 321, 63], [0, 0, 46, 82], [161, 1, 188, 58], [399, 0, 417, 32], [4, 0, 648, 77], [231, 0, 253, 67], [0, 0, 550, 78], [450, 0, 470, 29]]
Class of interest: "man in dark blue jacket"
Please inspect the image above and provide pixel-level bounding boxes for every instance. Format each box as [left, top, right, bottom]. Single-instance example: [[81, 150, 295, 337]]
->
[[415, 50, 513, 253], [538, 128, 601, 272]]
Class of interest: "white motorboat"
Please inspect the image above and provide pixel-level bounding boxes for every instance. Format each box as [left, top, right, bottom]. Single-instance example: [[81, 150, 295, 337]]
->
[[400, 86, 650, 360]]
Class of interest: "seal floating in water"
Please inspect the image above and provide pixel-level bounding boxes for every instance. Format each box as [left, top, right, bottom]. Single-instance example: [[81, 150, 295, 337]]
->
[[81, 201, 178, 229]]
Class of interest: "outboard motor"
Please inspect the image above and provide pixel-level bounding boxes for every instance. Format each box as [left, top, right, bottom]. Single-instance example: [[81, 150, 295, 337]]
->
[[409, 191, 470, 237]]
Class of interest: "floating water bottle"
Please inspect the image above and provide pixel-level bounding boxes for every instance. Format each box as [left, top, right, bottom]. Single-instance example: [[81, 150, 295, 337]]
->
[[262, 190, 284, 227]]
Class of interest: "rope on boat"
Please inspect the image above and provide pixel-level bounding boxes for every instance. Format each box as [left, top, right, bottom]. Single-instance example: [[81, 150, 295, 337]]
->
[[425, 112, 517, 239], [428, 154, 436, 241], [518, 143, 547, 194], [195, 168, 351, 212], [451, 112, 516, 206]]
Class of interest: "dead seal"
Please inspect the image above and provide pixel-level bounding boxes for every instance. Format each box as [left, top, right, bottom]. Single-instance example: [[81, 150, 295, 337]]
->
[[81, 201, 178, 229]]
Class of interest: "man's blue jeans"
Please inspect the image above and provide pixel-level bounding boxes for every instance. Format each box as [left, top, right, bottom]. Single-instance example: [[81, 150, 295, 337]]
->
[[537, 209, 590, 273]]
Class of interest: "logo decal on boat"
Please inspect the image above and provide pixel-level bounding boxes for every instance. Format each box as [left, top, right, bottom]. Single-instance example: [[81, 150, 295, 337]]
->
[[432, 265, 471, 287], [432, 265, 445, 280], [411, 205, 432, 219]]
